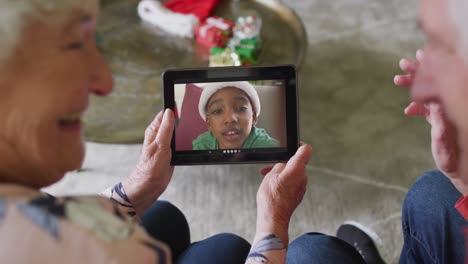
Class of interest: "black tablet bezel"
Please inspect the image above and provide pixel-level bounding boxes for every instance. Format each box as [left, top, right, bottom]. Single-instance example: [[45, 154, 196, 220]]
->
[[162, 65, 299, 165]]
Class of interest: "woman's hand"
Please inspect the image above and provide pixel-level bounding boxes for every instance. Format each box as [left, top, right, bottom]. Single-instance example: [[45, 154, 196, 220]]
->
[[122, 109, 175, 216], [255, 144, 313, 245]]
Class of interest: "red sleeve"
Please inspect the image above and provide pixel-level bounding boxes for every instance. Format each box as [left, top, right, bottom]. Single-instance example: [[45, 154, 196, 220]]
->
[[466, 228, 468, 264], [455, 195, 468, 221], [455, 196, 468, 264]]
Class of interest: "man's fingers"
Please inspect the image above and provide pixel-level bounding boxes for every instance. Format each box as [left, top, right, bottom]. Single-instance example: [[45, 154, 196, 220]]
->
[[155, 109, 175, 151], [404, 102, 423, 116], [416, 49, 424, 62], [144, 111, 164, 146], [405, 102, 431, 120], [427, 103, 447, 125], [394, 75, 413, 87], [400, 58, 418, 74], [394, 53, 422, 88]]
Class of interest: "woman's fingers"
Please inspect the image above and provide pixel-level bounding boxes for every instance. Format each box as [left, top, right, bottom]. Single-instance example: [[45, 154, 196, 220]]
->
[[144, 111, 164, 146], [279, 144, 313, 181], [260, 142, 309, 176], [154, 109, 175, 152]]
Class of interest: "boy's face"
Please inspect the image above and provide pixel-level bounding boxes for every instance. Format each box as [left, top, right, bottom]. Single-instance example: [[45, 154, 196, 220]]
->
[[206, 87, 257, 149]]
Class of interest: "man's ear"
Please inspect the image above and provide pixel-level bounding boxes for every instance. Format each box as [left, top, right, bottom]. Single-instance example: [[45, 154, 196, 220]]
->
[[252, 114, 257, 126]]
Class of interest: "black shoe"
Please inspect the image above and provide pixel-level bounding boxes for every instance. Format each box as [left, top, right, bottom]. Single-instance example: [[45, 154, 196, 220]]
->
[[336, 221, 386, 264]]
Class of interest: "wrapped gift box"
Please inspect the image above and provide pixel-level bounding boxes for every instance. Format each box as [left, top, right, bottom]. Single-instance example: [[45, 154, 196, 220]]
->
[[233, 38, 260, 65], [196, 16, 234, 48], [209, 47, 241, 67], [235, 47, 258, 64], [210, 37, 261, 66]]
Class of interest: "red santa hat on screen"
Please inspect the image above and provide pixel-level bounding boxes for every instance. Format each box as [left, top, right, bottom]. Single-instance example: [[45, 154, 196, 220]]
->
[[198, 81, 261, 121]]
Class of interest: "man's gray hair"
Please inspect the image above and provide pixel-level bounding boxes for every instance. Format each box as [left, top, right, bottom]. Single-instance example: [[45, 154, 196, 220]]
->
[[449, 0, 468, 60], [0, 0, 98, 66]]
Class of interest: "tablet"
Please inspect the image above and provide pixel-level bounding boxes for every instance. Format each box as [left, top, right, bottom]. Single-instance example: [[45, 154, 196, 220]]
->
[[162, 65, 299, 165]]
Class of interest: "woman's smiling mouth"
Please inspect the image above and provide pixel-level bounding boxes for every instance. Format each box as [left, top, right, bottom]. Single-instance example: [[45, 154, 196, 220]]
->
[[59, 112, 83, 132]]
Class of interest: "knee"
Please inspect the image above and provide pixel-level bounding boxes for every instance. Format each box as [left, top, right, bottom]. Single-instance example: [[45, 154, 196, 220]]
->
[[143, 200, 185, 221], [148, 200, 179, 213], [141, 201, 190, 260], [403, 170, 458, 217], [177, 233, 250, 264], [290, 232, 348, 247], [208, 233, 251, 251], [407, 170, 450, 198], [402, 170, 462, 227], [140, 200, 189, 238], [287, 233, 364, 264], [206, 233, 251, 259], [401, 171, 466, 263]]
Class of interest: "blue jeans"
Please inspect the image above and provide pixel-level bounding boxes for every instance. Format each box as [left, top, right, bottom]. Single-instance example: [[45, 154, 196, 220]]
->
[[287, 232, 365, 264], [141, 201, 250, 264], [141, 201, 364, 264], [400, 170, 467, 263]]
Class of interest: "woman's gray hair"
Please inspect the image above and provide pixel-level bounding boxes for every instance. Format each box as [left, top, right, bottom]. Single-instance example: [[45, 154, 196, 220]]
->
[[0, 0, 98, 65], [449, 0, 468, 60]]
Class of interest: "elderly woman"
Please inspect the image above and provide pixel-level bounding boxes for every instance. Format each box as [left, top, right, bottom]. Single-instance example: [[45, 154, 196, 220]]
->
[[0, 1, 366, 264], [0, 1, 255, 262], [193, 81, 279, 150]]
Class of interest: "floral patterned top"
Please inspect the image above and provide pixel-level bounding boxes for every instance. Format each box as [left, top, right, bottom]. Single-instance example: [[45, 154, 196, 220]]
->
[[0, 183, 171, 263]]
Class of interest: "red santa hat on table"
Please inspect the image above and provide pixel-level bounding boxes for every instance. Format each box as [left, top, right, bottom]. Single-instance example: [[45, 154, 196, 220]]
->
[[163, 0, 220, 21], [138, 0, 219, 38], [198, 81, 261, 121]]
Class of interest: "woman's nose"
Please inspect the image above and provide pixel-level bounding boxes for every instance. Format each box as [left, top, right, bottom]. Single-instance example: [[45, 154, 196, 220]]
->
[[87, 43, 114, 96]]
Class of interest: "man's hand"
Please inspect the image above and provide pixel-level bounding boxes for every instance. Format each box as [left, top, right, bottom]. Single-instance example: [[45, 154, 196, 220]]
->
[[255, 144, 313, 245], [394, 50, 459, 177], [122, 109, 175, 216]]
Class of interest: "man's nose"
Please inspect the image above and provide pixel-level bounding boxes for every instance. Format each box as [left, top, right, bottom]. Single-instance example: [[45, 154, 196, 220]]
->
[[87, 44, 114, 96]]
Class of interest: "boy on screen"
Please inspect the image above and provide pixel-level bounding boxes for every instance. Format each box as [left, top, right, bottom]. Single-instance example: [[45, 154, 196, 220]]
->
[[193, 81, 279, 150]]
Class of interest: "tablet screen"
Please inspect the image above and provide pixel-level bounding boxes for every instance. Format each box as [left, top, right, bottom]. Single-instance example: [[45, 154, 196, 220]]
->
[[163, 65, 298, 165], [174, 80, 287, 154]]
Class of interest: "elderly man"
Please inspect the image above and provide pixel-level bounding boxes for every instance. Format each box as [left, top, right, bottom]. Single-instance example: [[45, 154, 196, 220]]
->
[[338, 0, 468, 263], [395, 0, 468, 262]]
